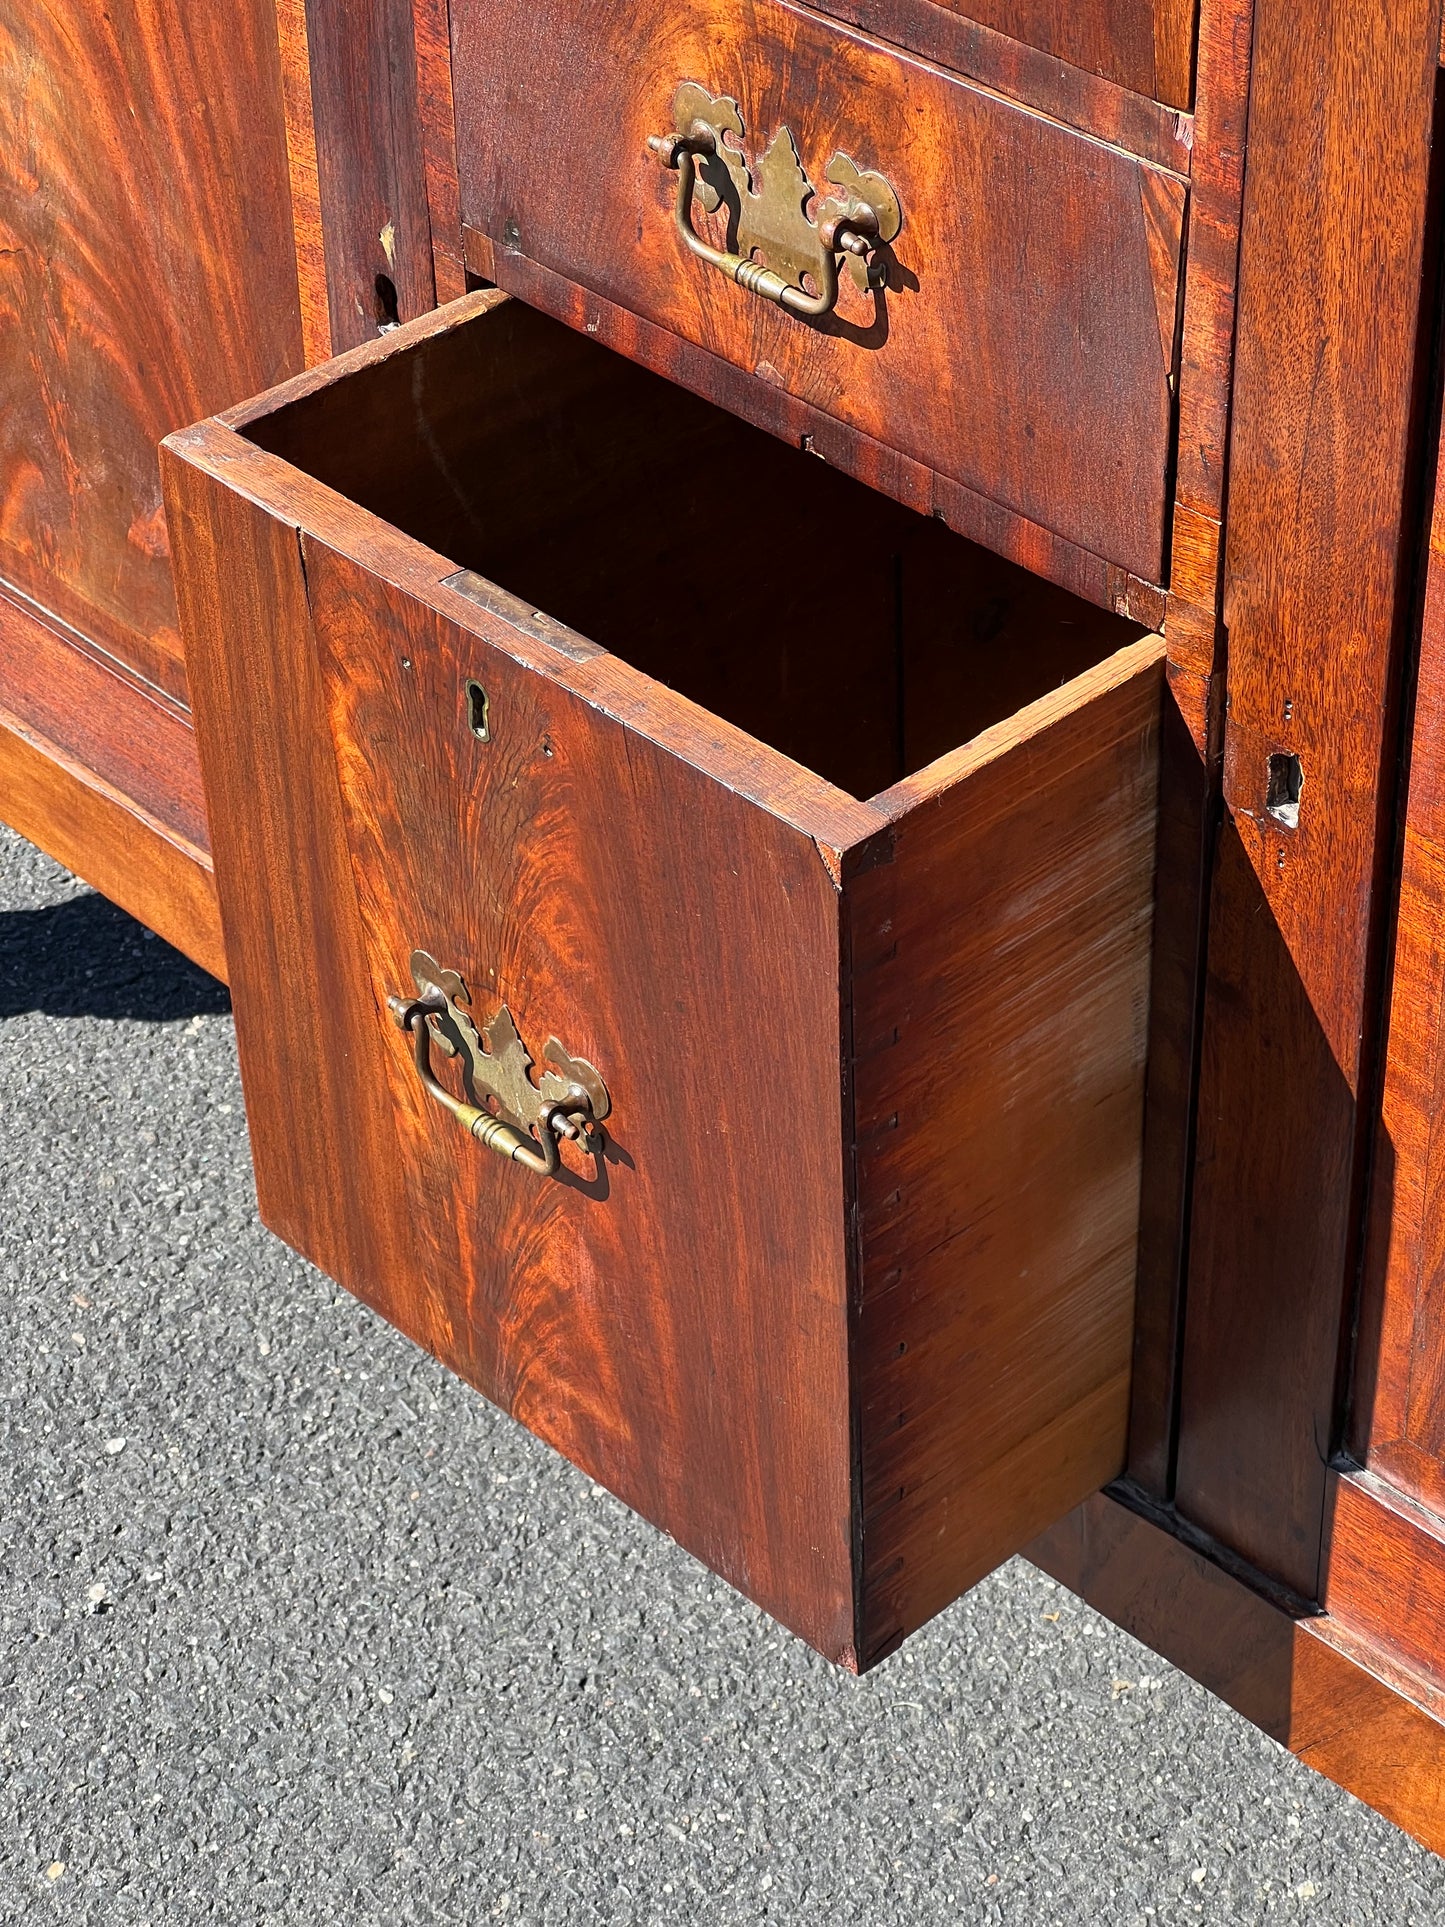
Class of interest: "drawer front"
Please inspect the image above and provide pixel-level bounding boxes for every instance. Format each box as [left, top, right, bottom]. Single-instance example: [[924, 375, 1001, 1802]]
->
[[451, 0, 1186, 582], [162, 294, 1162, 1666], [302, 547, 862, 1658], [841, 0, 1199, 108]]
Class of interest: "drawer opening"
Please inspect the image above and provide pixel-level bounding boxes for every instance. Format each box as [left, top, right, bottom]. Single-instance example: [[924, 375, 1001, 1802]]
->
[[245, 298, 1147, 801]]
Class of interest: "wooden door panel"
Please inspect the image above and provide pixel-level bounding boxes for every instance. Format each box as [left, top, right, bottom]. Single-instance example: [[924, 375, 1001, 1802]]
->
[[0, 0, 304, 702], [1354, 306, 1445, 1522], [1171, 0, 1442, 1597]]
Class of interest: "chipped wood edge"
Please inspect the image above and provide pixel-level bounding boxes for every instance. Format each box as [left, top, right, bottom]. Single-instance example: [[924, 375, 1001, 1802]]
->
[[273, 0, 332, 366]]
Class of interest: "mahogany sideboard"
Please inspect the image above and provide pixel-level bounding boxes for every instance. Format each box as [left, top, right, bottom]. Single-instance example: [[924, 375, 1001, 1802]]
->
[[7, 0, 1445, 1853]]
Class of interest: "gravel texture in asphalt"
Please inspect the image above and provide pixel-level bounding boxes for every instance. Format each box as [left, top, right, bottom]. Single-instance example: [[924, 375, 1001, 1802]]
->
[[3, 821, 1445, 1924]]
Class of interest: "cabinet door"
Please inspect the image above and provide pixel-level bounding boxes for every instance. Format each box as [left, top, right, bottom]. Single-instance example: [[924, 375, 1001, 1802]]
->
[[1326, 402, 1445, 1693], [0, 0, 302, 700], [0, 0, 303, 975]]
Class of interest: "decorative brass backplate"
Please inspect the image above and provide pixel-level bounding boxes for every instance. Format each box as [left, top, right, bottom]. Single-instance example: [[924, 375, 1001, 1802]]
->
[[649, 84, 902, 319], [387, 950, 609, 1176]]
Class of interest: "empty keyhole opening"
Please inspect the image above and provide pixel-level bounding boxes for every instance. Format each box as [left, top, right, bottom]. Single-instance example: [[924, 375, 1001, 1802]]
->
[[375, 273, 400, 332], [465, 679, 490, 741], [1266, 750, 1303, 829]]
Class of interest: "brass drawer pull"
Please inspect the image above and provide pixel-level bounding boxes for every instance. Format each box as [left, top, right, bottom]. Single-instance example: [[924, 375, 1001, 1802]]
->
[[648, 83, 901, 321], [387, 950, 609, 1176]]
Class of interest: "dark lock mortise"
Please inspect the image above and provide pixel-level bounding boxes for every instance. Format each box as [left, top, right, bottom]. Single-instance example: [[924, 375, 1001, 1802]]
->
[[648, 82, 901, 320], [465, 678, 490, 741], [1266, 750, 1303, 829], [387, 950, 610, 1176], [375, 272, 401, 334]]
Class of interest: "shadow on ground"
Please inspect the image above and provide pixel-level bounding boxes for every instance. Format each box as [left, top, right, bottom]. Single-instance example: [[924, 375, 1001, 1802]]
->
[[0, 889, 230, 1022]]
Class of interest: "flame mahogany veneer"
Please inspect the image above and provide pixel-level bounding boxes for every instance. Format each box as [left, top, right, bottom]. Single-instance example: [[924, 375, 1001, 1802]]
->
[[8, 0, 1445, 1853]]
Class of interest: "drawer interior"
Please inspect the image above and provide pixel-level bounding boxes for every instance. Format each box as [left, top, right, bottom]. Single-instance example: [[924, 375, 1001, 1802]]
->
[[245, 300, 1147, 801]]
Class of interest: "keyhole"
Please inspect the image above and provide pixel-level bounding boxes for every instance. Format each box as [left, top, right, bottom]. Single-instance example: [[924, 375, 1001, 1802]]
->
[[375, 272, 400, 332], [1265, 751, 1303, 829], [465, 679, 490, 741]]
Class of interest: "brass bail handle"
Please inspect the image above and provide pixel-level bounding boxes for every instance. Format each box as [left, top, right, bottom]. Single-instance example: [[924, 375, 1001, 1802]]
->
[[387, 950, 610, 1178], [649, 84, 902, 322]]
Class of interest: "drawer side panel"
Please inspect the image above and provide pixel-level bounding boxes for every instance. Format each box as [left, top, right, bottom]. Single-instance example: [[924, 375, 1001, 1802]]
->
[[160, 448, 417, 1299], [847, 643, 1163, 1661]]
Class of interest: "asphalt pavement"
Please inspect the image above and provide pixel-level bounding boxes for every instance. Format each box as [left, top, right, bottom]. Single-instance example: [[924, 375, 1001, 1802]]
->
[[3, 820, 1444, 1924]]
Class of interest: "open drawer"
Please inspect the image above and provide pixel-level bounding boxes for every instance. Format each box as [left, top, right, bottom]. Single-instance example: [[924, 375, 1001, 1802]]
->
[[162, 291, 1163, 1669]]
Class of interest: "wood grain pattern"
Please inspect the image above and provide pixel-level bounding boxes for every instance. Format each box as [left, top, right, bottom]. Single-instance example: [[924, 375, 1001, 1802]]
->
[[1323, 1470, 1445, 1698], [851, 641, 1165, 1660], [470, 242, 1165, 619], [238, 296, 1147, 798], [838, 0, 1199, 108], [1125, 658, 1219, 1491], [1030, 1491, 1445, 1857], [0, 0, 304, 702], [412, 0, 467, 304], [1353, 384, 1445, 1513], [0, 713, 223, 982], [0, 579, 222, 975], [1124, 0, 1254, 1492], [452, 0, 1187, 579], [165, 293, 1163, 1664], [0, 582, 208, 855], [799, 0, 1195, 169], [165, 389, 869, 1663], [303, 0, 437, 351], [1173, 0, 1444, 1595], [274, 0, 333, 366], [1166, 0, 1255, 672], [162, 430, 427, 1333], [312, 549, 862, 1659]]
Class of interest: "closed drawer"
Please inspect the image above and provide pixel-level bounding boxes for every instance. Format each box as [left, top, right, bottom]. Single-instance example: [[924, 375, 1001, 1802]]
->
[[451, 0, 1187, 584], [821, 0, 1198, 109], [162, 292, 1163, 1668]]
